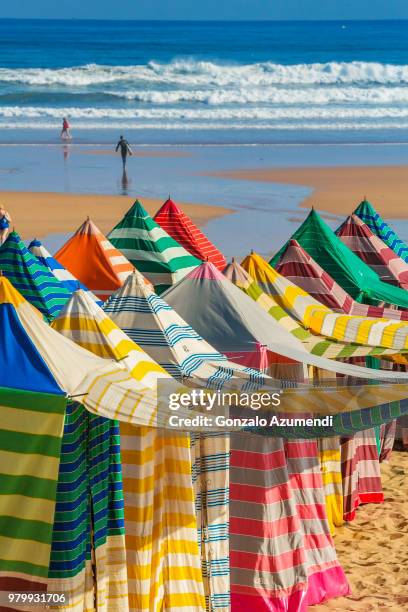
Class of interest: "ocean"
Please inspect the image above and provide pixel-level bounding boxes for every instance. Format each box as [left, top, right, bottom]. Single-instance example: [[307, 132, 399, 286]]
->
[[0, 18, 408, 143]]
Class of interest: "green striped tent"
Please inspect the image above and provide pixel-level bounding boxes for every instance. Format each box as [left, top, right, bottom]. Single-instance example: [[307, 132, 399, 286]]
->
[[0, 276, 117, 596], [0, 231, 71, 321], [108, 200, 201, 293]]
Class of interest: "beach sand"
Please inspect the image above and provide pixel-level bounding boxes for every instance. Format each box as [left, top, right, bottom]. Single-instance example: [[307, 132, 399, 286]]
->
[[211, 165, 408, 218], [317, 450, 408, 611], [0, 191, 232, 240]]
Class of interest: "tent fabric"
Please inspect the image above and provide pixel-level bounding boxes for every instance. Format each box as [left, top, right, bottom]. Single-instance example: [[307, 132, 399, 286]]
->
[[52, 291, 207, 612], [355, 199, 408, 262], [154, 197, 226, 270], [103, 269, 266, 390], [103, 271, 272, 610], [242, 251, 408, 352], [0, 231, 71, 321], [55, 218, 134, 301], [341, 429, 383, 522], [28, 238, 102, 304], [283, 440, 350, 606], [230, 434, 309, 611], [269, 208, 408, 308], [317, 438, 344, 533], [335, 214, 408, 289], [274, 239, 408, 321], [229, 435, 349, 611], [47, 402, 128, 612], [108, 200, 201, 294], [379, 419, 397, 462], [224, 259, 402, 361]]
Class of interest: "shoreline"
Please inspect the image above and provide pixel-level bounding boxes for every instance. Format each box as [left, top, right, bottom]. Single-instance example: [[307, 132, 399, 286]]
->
[[210, 165, 408, 219], [0, 191, 233, 242]]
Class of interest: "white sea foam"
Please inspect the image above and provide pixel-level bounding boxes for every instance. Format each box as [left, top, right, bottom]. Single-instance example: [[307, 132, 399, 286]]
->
[[1, 60, 408, 88]]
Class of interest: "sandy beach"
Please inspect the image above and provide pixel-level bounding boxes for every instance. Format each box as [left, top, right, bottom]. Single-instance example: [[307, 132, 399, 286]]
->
[[316, 450, 408, 612], [0, 191, 232, 240], [212, 165, 408, 218]]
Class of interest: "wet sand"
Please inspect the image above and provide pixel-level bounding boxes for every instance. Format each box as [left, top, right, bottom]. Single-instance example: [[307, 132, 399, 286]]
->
[[211, 165, 408, 218], [0, 191, 232, 240], [317, 450, 408, 611]]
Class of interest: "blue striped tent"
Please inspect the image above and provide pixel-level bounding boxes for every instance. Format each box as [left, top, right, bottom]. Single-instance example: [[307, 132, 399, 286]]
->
[[354, 199, 408, 263], [0, 231, 71, 320], [28, 238, 102, 304]]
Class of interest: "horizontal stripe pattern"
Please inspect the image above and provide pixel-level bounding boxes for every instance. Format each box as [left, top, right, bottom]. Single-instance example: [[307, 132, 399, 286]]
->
[[275, 238, 408, 321], [55, 218, 134, 301], [154, 198, 225, 270], [355, 199, 408, 263], [0, 232, 71, 321], [107, 200, 201, 294], [52, 290, 206, 611], [242, 250, 408, 351], [336, 215, 408, 289]]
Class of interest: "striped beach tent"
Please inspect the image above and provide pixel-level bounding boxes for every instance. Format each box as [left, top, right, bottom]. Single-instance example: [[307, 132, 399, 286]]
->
[[336, 214, 408, 289], [283, 439, 350, 605], [0, 276, 119, 602], [241, 250, 408, 351], [154, 197, 226, 270], [47, 401, 128, 612], [52, 291, 207, 612], [55, 218, 134, 301], [355, 199, 408, 262], [341, 428, 383, 522], [270, 208, 408, 308], [28, 238, 101, 303], [0, 231, 71, 320], [224, 258, 404, 362], [274, 239, 408, 320], [108, 200, 201, 294]]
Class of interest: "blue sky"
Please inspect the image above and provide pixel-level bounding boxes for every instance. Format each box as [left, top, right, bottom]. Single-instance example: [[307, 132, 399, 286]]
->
[[2, 1, 408, 21]]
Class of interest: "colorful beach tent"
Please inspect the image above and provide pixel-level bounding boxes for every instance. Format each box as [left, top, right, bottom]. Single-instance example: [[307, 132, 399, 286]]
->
[[101, 271, 350, 609], [336, 214, 408, 289], [270, 208, 408, 308], [355, 199, 408, 262], [55, 218, 134, 301], [108, 200, 201, 294], [0, 231, 71, 320], [224, 258, 403, 362], [274, 239, 408, 321], [163, 261, 408, 380], [103, 269, 266, 388], [242, 250, 408, 351], [154, 197, 226, 270], [0, 276, 127, 599], [28, 238, 101, 303], [52, 291, 207, 612]]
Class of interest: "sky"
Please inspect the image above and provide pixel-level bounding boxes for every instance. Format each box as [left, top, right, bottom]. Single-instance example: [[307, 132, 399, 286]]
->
[[2, 0, 408, 21]]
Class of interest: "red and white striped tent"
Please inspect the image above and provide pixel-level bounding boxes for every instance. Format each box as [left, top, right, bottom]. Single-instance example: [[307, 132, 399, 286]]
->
[[336, 214, 408, 289], [274, 238, 408, 320], [154, 198, 226, 270], [230, 434, 350, 610]]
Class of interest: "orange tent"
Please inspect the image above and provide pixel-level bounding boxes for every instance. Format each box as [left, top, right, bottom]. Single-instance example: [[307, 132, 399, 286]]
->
[[55, 217, 135, 301]]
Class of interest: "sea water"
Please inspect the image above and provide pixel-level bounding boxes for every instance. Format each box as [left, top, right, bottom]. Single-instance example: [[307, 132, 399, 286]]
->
[[1, 19, 408, 143]]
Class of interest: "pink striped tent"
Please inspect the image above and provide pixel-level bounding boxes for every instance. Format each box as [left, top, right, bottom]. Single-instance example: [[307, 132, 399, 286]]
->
[[284, 440, 350, 606], [341, 429, 383, 522], [274, 238, 408, 320], [336, 214, 408, 289], [230, 434, 349, 611], [154, 198, 226, 270]]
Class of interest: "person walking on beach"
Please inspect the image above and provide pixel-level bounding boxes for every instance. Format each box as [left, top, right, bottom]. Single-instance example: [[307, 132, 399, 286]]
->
[[61, 117, 71, 140], [116, 135, 133, 170], [0, 207, 11, 245]]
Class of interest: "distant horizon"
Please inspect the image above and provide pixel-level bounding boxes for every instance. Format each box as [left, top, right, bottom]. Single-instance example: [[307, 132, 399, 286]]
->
[[1, 17, 408, 22]]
